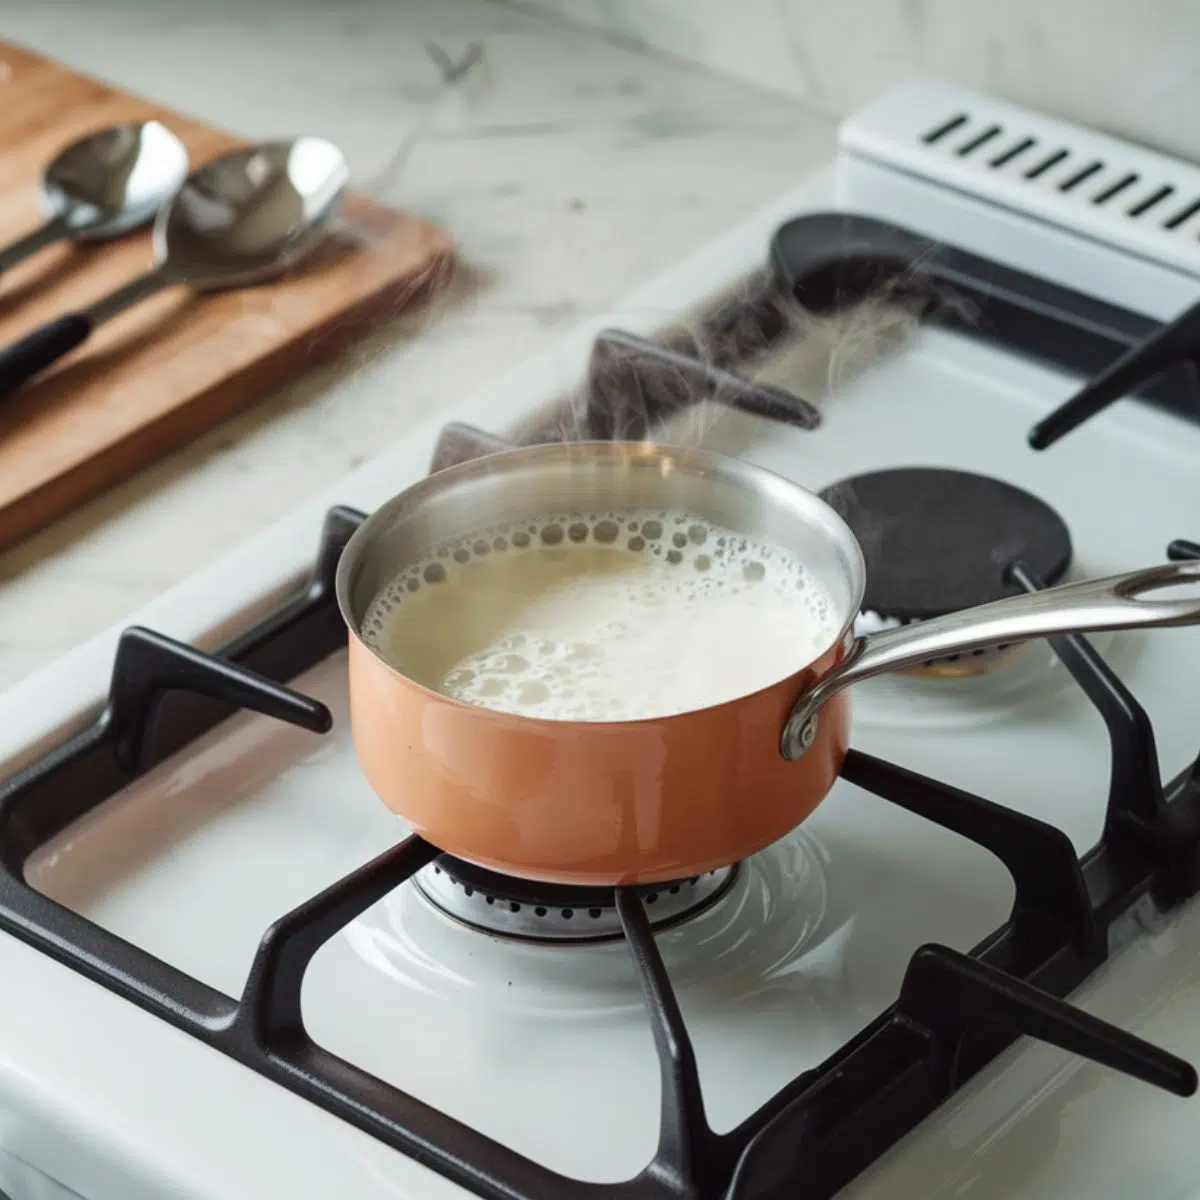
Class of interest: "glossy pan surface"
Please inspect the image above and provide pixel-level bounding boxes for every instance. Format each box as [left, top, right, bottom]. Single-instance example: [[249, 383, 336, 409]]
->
[[337, 442, 862, 885]]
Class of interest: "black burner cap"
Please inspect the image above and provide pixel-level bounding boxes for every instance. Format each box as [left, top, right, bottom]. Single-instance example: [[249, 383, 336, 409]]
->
[[818, 467, 1072, 621]]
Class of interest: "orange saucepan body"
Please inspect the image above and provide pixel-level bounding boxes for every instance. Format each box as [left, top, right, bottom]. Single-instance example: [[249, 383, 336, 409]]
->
[[346, 630, 851, 886], [336, 440, 866, 886]]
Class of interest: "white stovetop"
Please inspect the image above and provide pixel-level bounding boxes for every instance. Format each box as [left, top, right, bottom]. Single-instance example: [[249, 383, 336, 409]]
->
[[3, 95, 1200, 1194], [0, 0, 834, 692]]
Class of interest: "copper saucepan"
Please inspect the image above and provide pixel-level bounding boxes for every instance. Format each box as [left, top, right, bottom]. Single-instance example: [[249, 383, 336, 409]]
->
[[335, 441, 1200, 886]]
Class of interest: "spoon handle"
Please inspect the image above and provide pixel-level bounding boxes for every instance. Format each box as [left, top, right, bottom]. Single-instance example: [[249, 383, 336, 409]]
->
[[0, 313, 94, 397], [0, 215, 70, 275], [0, 267, 170, 398]]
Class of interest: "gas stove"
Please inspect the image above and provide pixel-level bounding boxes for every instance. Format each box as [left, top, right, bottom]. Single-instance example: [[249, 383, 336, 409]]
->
[[3, 79, 1200, 1199]]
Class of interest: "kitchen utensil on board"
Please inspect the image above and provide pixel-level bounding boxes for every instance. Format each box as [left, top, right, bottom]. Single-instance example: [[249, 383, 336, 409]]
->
[[0, 137, 349, 397], [0, 120, 189, 275], [335, 441, 1200, 886]]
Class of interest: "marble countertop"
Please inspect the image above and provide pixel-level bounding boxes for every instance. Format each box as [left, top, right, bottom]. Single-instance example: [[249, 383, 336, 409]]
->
[[0, 0, 834, 691]]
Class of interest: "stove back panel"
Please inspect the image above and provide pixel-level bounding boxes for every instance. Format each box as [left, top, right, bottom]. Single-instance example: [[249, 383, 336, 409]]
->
[[843, 79, 1200, 280]]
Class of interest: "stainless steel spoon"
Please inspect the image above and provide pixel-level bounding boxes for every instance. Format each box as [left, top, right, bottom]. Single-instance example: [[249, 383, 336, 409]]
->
[[0, 121, 190, 274], [0, 137, 350, 397]]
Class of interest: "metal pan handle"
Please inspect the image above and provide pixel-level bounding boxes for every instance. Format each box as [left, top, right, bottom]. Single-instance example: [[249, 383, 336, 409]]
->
[[781, 561, 1200, 760]]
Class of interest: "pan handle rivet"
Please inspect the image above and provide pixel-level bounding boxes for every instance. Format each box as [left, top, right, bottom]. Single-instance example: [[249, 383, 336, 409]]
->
[[798, 714, 818, 752]]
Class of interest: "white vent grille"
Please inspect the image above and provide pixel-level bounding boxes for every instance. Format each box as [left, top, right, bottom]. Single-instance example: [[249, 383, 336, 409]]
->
[[839, 79, 1200, 276]]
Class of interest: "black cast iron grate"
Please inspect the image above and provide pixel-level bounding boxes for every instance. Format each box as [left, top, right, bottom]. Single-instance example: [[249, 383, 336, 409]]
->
[[2, 213, 1200, 1198], [503, 210, 1200, 450]]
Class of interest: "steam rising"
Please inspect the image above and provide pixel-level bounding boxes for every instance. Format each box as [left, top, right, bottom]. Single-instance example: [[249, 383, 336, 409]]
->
[[310, 35, 978, 480], [513, 267, 938, 452]]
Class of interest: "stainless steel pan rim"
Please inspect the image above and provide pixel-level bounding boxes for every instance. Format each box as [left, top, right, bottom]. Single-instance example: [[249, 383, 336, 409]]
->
[[335, 439, 869, 719]]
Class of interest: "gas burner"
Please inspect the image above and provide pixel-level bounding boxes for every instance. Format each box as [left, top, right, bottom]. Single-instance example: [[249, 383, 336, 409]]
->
[[819, 467, 1072, 675], [413, 856, 740, 944]]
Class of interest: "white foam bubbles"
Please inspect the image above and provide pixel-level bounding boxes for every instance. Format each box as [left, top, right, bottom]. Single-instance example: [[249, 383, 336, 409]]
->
[[360, 508, 840, 721]]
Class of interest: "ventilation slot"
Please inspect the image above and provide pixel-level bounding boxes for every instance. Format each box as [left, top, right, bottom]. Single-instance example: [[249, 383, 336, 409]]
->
[[922, 113, 968, 144], [1129, 185, 1174, 217], [1025, 149, 1068, 180], [990, 137, 1036, 168], [1059, 161, 1104, 192], [1093, 173, 1138, 205], [957, 124, 1001, 157], [1163, 197, 1200, 230]]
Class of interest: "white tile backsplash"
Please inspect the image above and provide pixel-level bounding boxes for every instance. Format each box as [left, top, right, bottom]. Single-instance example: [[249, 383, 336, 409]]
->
[[508, 0, 1200, 162]]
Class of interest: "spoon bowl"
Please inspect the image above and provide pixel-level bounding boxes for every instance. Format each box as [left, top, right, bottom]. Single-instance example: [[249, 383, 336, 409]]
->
[[41, 120, 191, 241], [155, 138, 349, 289], [0, 120, 190, 275]]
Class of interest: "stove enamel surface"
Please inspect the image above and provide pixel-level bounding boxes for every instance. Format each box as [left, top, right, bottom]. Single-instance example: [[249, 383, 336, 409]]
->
[[4, 81, 1200, 1199]]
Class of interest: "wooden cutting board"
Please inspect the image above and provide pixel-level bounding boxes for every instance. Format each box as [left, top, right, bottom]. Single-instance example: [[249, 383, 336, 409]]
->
[[0, 43, 453, 552]]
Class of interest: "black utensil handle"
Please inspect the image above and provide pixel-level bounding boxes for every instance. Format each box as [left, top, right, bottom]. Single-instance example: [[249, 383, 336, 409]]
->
[[0, 312, 93, 396], [0, 215, 70, 274]]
